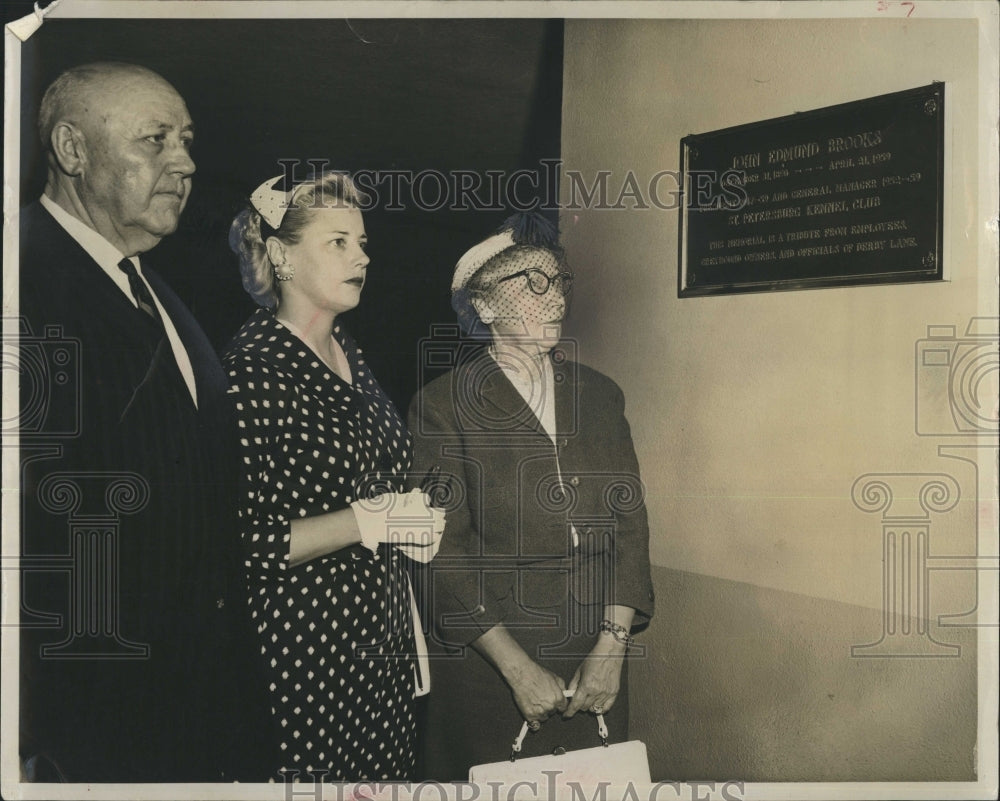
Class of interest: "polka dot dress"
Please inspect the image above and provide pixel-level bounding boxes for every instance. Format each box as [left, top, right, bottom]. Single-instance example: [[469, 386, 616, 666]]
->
[[223, 307, 417, 781]]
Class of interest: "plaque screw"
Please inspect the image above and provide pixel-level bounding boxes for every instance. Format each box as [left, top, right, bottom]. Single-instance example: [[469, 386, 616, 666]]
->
[[689, 146, 699, 161], [922, 252, 937, 268], [924, 99, 938, 116]]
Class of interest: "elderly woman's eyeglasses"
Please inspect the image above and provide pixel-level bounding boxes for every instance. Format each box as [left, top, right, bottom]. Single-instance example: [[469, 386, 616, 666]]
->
[[496, 269, 574, 296]]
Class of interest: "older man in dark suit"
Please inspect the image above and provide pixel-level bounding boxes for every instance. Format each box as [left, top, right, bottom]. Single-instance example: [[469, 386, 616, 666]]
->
[[18, 62, 272, 782]]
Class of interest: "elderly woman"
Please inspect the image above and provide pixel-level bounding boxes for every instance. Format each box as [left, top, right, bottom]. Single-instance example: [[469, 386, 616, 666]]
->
[[408, 215, 655, 779], [225, 171, 443, 781]]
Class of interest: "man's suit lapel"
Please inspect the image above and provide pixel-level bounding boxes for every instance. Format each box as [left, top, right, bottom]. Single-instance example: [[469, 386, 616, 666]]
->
[[26, 203, 222, 413], [25, 202, 146, 328], [142, 265, 227, 409]]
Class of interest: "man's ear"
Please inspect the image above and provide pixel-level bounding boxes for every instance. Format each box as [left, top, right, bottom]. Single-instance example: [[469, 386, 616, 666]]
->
[[49, 122, 87, 177], [471, 294, 495, 326]]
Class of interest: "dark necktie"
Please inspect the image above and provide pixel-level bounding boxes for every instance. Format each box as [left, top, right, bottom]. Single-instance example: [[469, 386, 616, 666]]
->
[[116, 257, 196, 408], [117, 258, 164, 327]]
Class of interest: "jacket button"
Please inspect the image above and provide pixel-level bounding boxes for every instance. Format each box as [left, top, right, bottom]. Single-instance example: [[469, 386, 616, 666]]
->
[[568, 476, 580, 487], [216, 598, 225, 609]]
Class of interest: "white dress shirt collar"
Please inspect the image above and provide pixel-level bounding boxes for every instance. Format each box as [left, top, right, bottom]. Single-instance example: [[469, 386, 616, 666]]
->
[[38, 194, 199, 407], [40, 194, 139, 294]]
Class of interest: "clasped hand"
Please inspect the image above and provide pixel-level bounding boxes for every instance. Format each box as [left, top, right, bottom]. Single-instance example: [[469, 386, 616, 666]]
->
[[508, 659, 568, 725], [562, 640, 625, 718], [508, 648, 625, 727], [351, 489, 445, 563]]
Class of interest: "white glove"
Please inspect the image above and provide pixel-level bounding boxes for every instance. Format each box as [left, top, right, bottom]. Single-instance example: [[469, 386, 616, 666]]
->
[[351, 489, 445, 563]]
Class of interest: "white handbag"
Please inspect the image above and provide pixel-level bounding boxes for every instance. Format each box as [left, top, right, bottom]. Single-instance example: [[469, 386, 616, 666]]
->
[[468, 713, 650, 798]]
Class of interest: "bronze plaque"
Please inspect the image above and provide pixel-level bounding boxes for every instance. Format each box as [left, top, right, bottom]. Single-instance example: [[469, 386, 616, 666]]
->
[[679, 83, 944, 296]]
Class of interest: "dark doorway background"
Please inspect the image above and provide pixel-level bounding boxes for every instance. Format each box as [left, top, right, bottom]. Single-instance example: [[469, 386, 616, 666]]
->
[[17, 17, 564, 408]]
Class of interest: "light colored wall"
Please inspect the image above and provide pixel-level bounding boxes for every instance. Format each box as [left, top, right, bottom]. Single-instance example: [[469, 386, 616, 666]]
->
[[633, 565, 977, 781], [559, 17, 990, 781], [560, 17, 988, 613]]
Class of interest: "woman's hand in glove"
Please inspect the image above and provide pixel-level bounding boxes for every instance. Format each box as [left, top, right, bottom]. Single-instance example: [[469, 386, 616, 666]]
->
[[351, 489, 445, 562]]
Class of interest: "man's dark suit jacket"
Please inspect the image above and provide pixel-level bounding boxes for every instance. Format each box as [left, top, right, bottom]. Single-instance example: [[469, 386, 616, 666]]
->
[[408, 344, 656, 647], [17, 201, 273, 782]]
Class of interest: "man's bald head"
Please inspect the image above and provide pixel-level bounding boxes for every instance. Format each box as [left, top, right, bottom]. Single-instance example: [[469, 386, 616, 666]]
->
[[38, 62, 174, 150], [38, 62, 196, 256]]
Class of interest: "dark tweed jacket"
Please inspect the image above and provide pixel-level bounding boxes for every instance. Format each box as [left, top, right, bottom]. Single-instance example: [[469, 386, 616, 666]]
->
[[408, 345, 655, 647]]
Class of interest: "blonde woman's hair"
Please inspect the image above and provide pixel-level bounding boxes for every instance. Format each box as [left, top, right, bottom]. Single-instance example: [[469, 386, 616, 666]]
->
[[229, 171, 365, 309]]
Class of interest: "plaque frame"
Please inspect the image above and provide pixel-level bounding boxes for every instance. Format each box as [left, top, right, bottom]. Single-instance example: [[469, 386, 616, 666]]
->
[[678, 83, 945, 297]]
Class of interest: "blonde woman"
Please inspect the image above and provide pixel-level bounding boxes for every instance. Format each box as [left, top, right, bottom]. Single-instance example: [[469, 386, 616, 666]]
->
[[225, 171, 443, 780]]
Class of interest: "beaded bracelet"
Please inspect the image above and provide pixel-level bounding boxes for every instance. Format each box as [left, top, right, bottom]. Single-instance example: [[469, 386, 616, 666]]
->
[[599, 619, 635, 649]]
